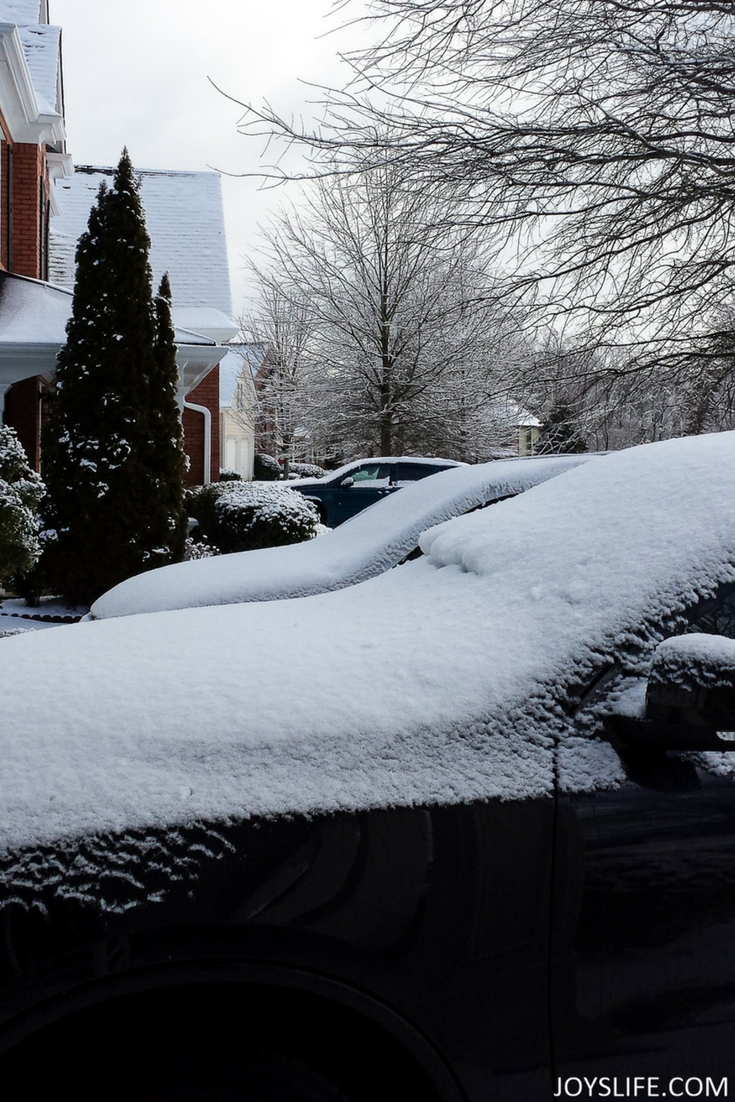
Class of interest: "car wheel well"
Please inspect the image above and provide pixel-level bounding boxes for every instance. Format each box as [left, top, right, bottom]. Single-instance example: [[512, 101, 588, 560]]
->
[[1, 980, 448, 1101]]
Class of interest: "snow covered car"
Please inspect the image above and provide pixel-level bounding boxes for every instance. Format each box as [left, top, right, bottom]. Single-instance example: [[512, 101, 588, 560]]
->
[[285, 454, 462, 526], [91, 453, 592, 617], [3, 433, 735, 1100]]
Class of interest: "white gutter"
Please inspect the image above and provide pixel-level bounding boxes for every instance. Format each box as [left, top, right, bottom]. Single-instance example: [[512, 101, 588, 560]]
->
[[183, 399, 211, 484]]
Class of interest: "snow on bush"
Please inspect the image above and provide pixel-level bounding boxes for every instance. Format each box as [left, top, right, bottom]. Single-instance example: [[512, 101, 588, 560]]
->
[[187, 481, 319, 554], [218, 469, 242, 482], [287, 462, 326, 479], [253, 453, 281, 481], [184, 537, 220, 561], [0, 427, 44, 586]]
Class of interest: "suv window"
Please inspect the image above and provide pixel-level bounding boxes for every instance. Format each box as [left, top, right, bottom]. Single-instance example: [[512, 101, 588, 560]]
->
[[685, 582, 735, 639], [350, 464, 391, 484], [394, 462, 448, 483]]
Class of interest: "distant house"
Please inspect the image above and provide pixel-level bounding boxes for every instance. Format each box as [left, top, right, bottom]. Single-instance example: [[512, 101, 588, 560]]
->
[[218, 342, 266, 481], [512, 404, 542, 455], [0, 2, 237, 485]]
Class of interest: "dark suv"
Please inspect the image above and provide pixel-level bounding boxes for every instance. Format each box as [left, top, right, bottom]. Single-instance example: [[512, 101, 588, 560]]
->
[[290, 456, 462, 526]]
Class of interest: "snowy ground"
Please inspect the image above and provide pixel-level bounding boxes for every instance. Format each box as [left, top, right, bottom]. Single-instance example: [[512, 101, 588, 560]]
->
[[0, 596, 88, 635]]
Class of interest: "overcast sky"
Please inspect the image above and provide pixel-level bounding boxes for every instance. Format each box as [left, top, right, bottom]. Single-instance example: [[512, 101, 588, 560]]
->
[[50, 0, 369, 316]]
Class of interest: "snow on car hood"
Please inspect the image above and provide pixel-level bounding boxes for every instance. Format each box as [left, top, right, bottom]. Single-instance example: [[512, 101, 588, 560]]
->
[[91, 454, 592, 617], [2, 434, 735, 858]]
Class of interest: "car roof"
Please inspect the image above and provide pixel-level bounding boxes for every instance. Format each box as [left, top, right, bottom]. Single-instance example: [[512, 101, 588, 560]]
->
[[3, 433, 735, 858], [91, 453, 594, 618], [286, 454, 464, 487]]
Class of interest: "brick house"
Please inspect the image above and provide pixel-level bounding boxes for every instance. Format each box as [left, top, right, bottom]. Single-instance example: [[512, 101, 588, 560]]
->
[[0, 0, 70, 468], [0, 2, 236, 485]]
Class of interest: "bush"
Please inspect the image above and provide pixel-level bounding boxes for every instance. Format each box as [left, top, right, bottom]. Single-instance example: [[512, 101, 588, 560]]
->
[[287, 462, 326, 479], [254, 453, 281, 481], [218, 469, 242, 482], [187, 482, 319, 554], [0, 427, 45, 590]]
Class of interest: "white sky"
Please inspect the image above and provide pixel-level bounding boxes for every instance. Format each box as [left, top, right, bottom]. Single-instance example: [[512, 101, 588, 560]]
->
[[50, 0, 369, 317]]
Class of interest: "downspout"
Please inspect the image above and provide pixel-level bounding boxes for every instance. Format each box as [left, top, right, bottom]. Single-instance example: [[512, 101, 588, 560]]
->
[[184, 398, 211, 484]]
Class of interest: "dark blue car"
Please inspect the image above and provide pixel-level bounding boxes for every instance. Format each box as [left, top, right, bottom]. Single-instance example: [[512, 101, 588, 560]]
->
[[288, 456, 462, 526]]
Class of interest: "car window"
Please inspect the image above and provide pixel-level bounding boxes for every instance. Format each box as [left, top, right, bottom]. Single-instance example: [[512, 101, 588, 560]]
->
[[351, 464, 391, 484], [684, 581, 735, 638], [394, 462, 448, 483]]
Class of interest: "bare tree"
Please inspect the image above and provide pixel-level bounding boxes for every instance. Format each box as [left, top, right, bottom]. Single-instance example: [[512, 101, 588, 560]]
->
[[241, 1, 735, 387], [253, 162, 531, 460], [241, 284, 314, 478]]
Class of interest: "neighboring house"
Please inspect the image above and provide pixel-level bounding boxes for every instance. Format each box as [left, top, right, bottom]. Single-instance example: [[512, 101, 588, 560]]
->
[[218, 342, 262, 481], [0, 2, 237, 485], [49, 166, 238, 484], [514, 406, 542, 456]]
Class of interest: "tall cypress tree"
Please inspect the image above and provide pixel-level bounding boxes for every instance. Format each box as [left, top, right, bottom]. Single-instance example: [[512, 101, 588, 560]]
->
[[43, 150, 187, 603]]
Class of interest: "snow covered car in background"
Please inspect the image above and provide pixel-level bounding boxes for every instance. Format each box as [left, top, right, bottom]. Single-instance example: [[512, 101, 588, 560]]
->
[[3, 434, 735, 1099], [91, 453, 592, 618], [286, 454, 462, 526]]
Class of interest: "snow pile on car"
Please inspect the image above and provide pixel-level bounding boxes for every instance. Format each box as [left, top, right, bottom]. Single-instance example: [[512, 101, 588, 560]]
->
[[92, 454, 591, 617], [2, 434, 735, 860]]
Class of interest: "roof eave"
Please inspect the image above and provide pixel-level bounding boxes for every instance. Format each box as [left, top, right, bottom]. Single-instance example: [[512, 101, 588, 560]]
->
[[0, 22, 65, 144]]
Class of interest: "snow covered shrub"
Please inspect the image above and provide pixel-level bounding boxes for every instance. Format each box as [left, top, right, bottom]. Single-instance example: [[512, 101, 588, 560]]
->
[[218, 469, 242, 482], [254, 453, 281, 481], [288, 462, 326, 479], [0, 427, 44, 588], [184, 537, 220, 560], [187, 482, 319, 554]]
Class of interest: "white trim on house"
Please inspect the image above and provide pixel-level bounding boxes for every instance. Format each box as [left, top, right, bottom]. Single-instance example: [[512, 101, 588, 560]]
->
[[0, 22, 64, 144]]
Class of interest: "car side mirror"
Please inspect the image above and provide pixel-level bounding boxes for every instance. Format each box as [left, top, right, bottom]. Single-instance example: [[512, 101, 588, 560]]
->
[[340, 476, 355, 488], [606, 634, 735, 751]]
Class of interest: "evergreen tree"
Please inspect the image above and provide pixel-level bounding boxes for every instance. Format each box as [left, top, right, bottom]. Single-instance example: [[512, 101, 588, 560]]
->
[[42, 150, 187, 603], [536, 403, 588, 455]]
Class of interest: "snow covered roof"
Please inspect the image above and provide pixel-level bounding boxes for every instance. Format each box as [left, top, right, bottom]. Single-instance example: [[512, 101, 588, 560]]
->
[[17, 22, 58, 113], [0, 271, 70, 384], [3, 432, 735, 860], [0, 11, 64, 144], [92, 454, 595, 618], [50, 168, 237, 341], [0, 1, 45, 22], [0, 271, 225, 392]]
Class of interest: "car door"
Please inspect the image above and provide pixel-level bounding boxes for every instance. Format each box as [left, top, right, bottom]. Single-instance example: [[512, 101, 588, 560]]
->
[[551, 591, 735, 1094], [332, 462, 393, 525], [552, 766, 735, 1095]]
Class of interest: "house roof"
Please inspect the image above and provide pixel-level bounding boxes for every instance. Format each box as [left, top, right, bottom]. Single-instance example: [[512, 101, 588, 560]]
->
[[219, 342, 266, 408], [0, 4, 64, 144], [0, 2, 46, 25], [18, 23, 59, 113], [0, 0, 61, 119], [50, 167, 237, 342]]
